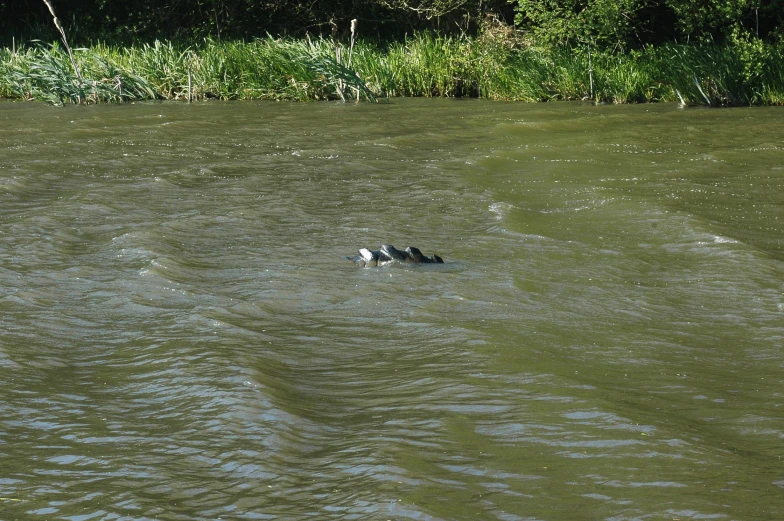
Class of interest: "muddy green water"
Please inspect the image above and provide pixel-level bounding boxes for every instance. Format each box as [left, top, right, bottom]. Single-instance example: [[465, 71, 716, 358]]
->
[[1, 99, 782, 520]]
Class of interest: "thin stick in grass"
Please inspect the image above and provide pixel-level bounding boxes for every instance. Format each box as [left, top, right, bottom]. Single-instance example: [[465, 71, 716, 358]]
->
[[42, 0, 83, 83], [349, 19, 359, 101], [348, 19, 357, 68], [692, 73, 711, 106], [675, 88, 687, 106], [588, 41, 594, 101]]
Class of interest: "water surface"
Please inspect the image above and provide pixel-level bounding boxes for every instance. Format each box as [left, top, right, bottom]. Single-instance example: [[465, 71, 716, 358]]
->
[[1, 99, 783, 520]]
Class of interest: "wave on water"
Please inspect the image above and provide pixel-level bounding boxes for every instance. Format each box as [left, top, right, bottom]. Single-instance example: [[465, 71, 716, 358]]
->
[[709, 234, 739, 244], [488, 201, 515, 220]]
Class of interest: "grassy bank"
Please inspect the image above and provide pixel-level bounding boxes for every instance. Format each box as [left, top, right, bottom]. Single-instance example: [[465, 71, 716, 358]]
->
[[2, 34, 783, 106]]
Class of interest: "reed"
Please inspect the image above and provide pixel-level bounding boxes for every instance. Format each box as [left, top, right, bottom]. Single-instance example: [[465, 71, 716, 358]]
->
[[652, 41, 784, 106], [42, 0, 83, 83], [383, 33, 477, 97], [0, 43, 156, 104], [1, 34, 783, 106]]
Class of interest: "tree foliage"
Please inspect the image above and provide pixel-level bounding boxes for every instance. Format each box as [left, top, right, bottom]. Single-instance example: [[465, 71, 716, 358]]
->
[[510, 0, 783, 49], [0, 0, 781, 48], [511, 0, 647, 49], [0, 0, 514, 44]]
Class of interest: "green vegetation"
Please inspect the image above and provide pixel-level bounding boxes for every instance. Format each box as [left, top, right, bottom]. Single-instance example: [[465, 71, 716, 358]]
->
[[1, 0, 782, 106], [3, 0, 782, 47], [510, 0, 784, 50], [2, 32, 783, 106]]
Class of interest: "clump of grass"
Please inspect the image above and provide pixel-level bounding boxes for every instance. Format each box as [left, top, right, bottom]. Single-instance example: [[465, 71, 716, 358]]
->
[[0, 47, 17, 98], [381, 33, 478, 97], [476, 47, 558, 101], [481, 41, 784, 105], [0, 37, 379, 104], [1, 43, 156, 104], [653, 40, 784, 106], [591, 50, 668, 104], [655, 45, 752, 105], [115, 40, 191, 99], [1, 32, 783, 106], [114, 37, 376, 102]]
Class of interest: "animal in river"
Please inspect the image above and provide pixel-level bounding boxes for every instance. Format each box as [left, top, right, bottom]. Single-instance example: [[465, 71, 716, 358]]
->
[[347, 244, 444, 267]]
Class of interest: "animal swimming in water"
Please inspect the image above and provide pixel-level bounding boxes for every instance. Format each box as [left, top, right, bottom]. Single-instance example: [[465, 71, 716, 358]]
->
[[347, 244, 444, 267]]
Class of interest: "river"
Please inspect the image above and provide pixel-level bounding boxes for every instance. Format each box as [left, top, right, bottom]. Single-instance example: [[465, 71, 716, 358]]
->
[[1, 99, 782, 520]]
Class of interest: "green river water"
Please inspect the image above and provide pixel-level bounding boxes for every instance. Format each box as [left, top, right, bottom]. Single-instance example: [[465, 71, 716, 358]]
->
[[1, 99, 782, 520]]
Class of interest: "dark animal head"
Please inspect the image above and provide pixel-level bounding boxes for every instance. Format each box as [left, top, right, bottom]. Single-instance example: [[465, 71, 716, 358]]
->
[[405, 246, 427, 262]]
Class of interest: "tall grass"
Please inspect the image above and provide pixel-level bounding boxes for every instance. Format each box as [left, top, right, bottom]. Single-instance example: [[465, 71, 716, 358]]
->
[[382, 33, 476, 97], [1, 34, 783, 106], [651, 42, 784, 106], [1, 43, 156, 104]]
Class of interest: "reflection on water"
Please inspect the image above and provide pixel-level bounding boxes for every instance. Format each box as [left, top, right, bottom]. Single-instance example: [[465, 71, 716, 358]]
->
[[1, 99, 782, 520]]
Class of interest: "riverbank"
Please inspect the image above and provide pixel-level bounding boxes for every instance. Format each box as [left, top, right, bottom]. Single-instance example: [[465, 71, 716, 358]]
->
[[2, 33, 783, 106]]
